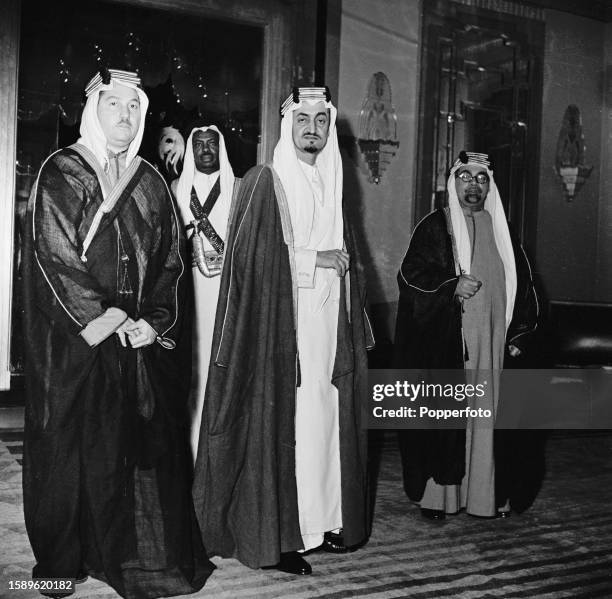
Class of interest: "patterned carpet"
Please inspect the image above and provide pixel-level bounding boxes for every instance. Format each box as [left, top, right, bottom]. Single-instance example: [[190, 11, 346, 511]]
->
[[0, 431, 611, 599]]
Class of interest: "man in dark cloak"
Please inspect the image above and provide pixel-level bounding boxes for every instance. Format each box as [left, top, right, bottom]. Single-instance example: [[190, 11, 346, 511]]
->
[[22, 68, 213, 598], [394, 151, 538, 519], [193, 87, 374, 575]]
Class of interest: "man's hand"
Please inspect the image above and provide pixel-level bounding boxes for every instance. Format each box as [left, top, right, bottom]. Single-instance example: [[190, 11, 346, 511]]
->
[[508, 344, 521, 357], [316, 249, 350, 277], [122, 319, 158, 349], [116, 317, 135, 347], [455, 274, 482, 299]]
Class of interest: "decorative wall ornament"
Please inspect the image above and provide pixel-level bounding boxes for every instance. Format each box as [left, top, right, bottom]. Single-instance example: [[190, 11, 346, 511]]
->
[[554, 105, 592, 201], [357, 72, 399, 184]]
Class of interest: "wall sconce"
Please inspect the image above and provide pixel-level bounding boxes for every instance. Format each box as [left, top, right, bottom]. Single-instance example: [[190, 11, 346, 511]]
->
[[554, 105, 592, 201], [357, 72, 399, 184]]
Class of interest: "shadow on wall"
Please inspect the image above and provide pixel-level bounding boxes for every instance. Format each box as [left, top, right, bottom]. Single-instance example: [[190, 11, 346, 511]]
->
[[338, 116, 394, 367]]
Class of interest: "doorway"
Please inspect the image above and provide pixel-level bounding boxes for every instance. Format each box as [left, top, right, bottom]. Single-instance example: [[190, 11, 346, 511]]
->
[[10, 0, 266, 380], [416, 0, 544, 251], [4, 0, 326, 388]]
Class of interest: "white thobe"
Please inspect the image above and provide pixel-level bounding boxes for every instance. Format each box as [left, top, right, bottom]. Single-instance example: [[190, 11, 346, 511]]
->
[[293, 160, 343, 551], [176, 171, 231, 462]]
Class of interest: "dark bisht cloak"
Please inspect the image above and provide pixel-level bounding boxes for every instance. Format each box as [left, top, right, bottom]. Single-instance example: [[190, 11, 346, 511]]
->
[[22, 147, 213, 598], [495, 236, 542, 513], [193, 164, 374, 569], [394, 209, 466, 500], [394, 208, 538, 508]]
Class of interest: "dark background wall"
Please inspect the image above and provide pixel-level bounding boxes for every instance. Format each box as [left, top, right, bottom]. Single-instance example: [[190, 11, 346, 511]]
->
[[334, 0, 612, 346], [336, 0, 420, 340], [597, 22, 612, 300], [536, 9, 608, 302]]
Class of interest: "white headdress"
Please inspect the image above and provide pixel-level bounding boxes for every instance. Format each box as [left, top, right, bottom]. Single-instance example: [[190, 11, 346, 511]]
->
[[78, 68, 149, 171], [175, 125, 235, 229], [447, 151, 517, 329], [273, 87, 343, 249]]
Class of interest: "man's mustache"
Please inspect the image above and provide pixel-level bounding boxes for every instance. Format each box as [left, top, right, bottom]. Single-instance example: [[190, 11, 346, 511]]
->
[[303, 133, 320, 139]]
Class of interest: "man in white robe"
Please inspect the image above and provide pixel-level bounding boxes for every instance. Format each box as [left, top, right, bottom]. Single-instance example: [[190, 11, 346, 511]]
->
[[192, 88, 372, 576], [173, 126, 238, 460], [274, 89, 351, 553]]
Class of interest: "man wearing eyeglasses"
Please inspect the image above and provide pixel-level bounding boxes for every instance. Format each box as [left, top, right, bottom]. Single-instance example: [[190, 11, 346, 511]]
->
[[394, 151, 538, 521]]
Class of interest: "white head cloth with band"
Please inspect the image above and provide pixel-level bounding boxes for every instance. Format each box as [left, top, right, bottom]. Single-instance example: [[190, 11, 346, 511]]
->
[[78, 68, 149, 172], [175, 125, 235, 235], [273, 87, 343, 250], [447, 151, 517, 329]]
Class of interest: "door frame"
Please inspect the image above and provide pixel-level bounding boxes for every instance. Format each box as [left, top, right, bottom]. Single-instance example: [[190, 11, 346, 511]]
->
[[0, 0, 21, 391]]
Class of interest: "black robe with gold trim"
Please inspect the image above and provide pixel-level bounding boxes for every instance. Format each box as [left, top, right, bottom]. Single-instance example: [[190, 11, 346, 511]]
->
[[394, 208, 539, 507], [193, 164, 374, 568], [22, 147, 213, 598]]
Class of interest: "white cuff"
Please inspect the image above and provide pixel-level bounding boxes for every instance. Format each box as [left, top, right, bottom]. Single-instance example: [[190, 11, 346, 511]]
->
[[80, 307, 128, 347], [295, 248, 317, 288]]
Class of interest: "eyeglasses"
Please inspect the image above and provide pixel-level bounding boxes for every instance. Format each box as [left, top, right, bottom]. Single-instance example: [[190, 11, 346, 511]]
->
[[456, 171, 489, 184]]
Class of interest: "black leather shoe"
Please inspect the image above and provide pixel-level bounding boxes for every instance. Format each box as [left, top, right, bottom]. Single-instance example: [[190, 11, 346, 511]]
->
[[496, 510, 511, 519], [263, 551, 312, 575], [421, 508, 445, 521], [322, 530, 350, 553]]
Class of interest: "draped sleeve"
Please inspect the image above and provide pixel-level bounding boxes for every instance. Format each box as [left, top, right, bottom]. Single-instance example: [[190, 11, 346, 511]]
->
[[31, 153, 110, 335], [394, 209, 463, 369], [138, 176, 185, 340]]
